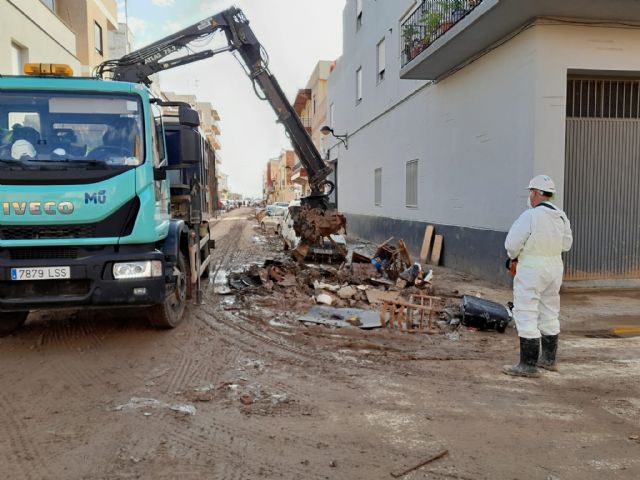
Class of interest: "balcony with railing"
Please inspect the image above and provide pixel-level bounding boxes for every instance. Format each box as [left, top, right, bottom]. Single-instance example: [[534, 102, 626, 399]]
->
[[401, 0, 482, 68], [400, 0, 640, 81]]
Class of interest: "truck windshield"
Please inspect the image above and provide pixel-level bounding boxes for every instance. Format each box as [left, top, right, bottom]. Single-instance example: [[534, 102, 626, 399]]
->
[[0, 91, 144, 167]]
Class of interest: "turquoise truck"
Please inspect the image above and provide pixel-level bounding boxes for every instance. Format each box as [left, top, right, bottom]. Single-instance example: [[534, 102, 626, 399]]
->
[[0, 7, 341, 335]]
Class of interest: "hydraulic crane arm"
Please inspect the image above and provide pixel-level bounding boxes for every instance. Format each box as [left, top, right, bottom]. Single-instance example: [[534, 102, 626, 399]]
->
[[97, 7, 333, 200]]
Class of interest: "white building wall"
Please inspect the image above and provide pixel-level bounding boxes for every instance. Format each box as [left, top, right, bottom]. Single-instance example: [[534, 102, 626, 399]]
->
[[0, 0, 80, 75], [329, 0, 537, 232], [108, 22, 133, 60], [532, 22, 640, 206]]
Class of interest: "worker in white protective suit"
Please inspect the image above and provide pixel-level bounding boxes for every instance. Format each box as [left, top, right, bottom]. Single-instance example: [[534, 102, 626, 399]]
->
[[503, 175, 573, 378]]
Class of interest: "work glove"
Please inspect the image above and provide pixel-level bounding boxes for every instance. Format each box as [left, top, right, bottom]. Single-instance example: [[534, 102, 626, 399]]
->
[[505, 258, 518, 277]]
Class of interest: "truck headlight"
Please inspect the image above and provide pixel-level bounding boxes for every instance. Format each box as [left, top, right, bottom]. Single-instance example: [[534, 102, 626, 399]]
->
[[113, 260, 163, 279]]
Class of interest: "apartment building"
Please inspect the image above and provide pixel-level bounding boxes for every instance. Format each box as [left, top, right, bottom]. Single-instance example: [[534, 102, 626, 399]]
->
[[55, 0, 118, 76], [0, 0, 80, 75], [263, 151, 298, 204], [328, 0, 640, 286], [292, 60, 334, 198]]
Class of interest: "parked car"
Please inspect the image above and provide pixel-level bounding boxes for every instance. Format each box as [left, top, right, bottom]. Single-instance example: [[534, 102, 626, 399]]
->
[[260, 206, 287, 233], [280, 200, 347, 259]]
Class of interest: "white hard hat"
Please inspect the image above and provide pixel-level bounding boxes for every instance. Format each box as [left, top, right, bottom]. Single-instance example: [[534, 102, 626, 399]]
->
[[11, 139, 36, 160], [527, 174, 556, 193]]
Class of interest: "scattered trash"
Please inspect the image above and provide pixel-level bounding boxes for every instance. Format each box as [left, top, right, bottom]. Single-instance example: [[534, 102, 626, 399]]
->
[[240, 393, 254, 406], [299, 306, 382, 329], [460, 295, 513, 333], [170, 404, 197, 416], [229, 268, 262, 291], [446, 331, 460, 341], [113, 397, 197, 416], [270, 392, 288, 404], [399, 262, 421, 283]]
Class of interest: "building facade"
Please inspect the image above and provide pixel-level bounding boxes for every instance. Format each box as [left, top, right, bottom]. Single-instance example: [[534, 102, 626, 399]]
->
[[263, 158, 279, 204], [108, 22, 133, 60], [292, 60, 334, 197], [0, 0, 80, 75], [55, 0, 118, 76], [328, 0, 640, 286], [263, 151, 298, 204]]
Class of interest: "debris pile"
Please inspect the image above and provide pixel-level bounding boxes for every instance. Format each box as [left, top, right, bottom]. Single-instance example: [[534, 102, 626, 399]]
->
[[220, 236, 512, 335]]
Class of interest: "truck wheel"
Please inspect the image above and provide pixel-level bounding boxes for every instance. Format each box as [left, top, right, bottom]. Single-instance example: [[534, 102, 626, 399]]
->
[[0, 311, 29, 337], [148, 252, 190, 329]]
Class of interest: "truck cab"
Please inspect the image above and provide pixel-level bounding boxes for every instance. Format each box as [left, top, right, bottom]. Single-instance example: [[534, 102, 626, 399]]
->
[[0, 67, 211, 334]]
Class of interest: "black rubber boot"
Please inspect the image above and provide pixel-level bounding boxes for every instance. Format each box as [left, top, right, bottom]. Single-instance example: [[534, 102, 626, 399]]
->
[[503, 337, 540, 378], [538, 334, 558, 371]]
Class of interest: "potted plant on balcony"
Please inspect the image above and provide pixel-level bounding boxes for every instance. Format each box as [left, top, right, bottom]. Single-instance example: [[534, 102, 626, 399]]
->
[[403, 25, 417, 54], [421, 10, 442, 36], [449, 0, 469, 21]]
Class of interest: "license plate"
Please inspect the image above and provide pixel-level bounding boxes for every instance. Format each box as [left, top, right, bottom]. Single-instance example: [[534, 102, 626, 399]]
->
[[11, 266, 71, 281]]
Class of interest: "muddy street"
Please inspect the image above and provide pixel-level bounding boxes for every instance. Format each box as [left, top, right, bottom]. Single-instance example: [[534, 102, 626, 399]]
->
[[0, 207, 639, 479]]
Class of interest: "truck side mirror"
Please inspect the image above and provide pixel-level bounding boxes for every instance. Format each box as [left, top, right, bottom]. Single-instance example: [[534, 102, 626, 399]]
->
[[153, 167, 167, 181], [164, 125, 201, 166], [178, 106, 200, 127], [179, 127, 201, 164]]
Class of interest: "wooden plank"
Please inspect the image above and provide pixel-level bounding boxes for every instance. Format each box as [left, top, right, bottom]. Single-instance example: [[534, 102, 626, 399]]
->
[[419, 225, 434, 264], [431, 235, 443, 266], [397, 239, 412, 266]]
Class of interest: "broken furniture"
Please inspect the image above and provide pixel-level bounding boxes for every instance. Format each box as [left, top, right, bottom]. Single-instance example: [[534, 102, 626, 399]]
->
[[380, 295, 442, 333]]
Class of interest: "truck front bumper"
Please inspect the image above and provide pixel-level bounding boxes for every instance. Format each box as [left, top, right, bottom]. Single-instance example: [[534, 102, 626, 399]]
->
[[0, 245, 168, 311]]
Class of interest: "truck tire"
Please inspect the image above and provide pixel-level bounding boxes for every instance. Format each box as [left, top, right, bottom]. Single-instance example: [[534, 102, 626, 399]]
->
[[148, 252, 190, 329], [0, 311, 29, 337]]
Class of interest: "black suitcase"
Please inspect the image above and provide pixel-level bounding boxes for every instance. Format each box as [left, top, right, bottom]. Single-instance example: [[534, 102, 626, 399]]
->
[[460, 295, 512, 333]]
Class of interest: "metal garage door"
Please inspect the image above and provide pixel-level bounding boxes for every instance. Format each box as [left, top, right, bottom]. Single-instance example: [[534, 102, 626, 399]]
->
[[564, 77, 640, 280]]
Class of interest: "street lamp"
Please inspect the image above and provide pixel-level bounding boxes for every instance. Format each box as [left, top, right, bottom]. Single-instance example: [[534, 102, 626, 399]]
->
[[320, 125, 348, 150]]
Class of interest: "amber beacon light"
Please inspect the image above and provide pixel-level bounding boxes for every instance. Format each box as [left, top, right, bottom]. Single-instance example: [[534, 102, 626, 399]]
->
[[23, 63, 73, 77]]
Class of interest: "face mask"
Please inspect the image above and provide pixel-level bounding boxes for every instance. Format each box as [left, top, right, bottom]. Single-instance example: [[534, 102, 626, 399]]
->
[[527, 195, 533, 209]]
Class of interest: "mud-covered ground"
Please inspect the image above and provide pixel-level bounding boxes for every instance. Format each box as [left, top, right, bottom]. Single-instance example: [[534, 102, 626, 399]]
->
[[1, 207, 639, 479]]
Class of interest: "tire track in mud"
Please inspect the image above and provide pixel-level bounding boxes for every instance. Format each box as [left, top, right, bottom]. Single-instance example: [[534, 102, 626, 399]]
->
[[0, 393, 52, 480], [36, 314, 107, 352], [209, 220, 245, 285], [147, 413, 333, 480], [45, 355, 103, 397]]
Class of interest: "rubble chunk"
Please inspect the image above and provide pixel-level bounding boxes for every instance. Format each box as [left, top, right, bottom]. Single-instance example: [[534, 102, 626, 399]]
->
[[337, 286, 357, 300], [315, 293, 334, 306]]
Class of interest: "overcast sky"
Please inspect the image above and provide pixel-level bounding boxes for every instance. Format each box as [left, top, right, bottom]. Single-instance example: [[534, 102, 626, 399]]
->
[[117, 0, 346, 197]]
